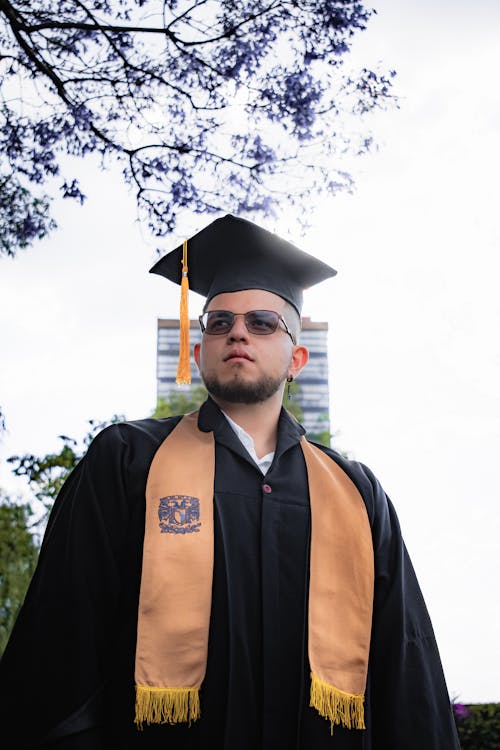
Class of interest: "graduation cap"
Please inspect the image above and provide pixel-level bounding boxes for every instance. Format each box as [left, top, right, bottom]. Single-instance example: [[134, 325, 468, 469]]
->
[[150, 213, 337, 384]]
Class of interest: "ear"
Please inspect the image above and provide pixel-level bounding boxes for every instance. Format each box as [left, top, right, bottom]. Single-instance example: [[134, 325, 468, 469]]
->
[[289, 345, 309, 379], [193, 342, 201, 368]]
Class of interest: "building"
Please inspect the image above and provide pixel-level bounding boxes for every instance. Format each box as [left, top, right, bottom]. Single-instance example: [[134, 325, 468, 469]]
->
[[294, 318, 330, 437], [156, 319, 204, 392], [156, 316, 330, 439]]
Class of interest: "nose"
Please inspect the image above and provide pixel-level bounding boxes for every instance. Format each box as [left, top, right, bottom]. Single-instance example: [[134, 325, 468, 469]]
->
[[227, 315, 249, 341]]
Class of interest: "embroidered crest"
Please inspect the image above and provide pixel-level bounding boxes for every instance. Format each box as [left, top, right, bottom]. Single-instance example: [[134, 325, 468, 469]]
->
[[158, 495, 201, 534]]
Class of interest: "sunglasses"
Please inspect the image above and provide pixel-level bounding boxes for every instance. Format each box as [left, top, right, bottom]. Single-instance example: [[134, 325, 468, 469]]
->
[[199, 309, 296, 344]]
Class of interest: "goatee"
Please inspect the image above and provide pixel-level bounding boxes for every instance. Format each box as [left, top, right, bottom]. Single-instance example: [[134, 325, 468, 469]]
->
[[202, 373, 284, 404]]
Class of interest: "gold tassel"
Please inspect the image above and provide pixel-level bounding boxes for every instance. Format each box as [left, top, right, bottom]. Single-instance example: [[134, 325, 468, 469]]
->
[[176, 239, 191, 385], [135, 685, 201, 728], [310, 672, 365, 734]]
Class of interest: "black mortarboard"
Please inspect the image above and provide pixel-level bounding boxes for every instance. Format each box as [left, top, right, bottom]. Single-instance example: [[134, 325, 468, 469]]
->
[[149, 214, 336, 316], [149, 213, 337, 383]]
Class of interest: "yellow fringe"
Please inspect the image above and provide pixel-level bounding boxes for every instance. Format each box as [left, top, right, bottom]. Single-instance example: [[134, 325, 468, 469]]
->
[[135, 685, 201, 728], [176, 238, 191, 385], [310, 672, 365, 734]]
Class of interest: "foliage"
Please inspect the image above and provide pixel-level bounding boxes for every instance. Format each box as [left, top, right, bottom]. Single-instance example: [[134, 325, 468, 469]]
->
[[306, 411, 331, 448], [2, 416, 124, 650], [152, 385, 208, 418], [0, 175, 57, 255], [153, 382, 335, 448], [7, 381, 330, 525], [0, 493, 39, 653], [0, 0, 397, 256], [6, 389, 213, 524], [283, 378, 304, 423], [7, 414, 125, 530], [2, 385, 339, 654], [308, 428, 332, 447], [285, 380, 335, 448], [453, 702, 500, 750]]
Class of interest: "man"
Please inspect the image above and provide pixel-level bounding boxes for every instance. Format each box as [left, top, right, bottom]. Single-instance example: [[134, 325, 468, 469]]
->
[[0, 214, 460, 749]]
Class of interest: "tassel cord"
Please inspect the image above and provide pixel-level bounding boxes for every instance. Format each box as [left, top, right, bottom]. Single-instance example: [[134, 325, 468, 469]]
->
[[176, 239, 191, 384]]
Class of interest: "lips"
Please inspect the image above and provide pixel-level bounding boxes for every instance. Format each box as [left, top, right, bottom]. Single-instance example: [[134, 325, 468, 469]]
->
[[224, 350, 253, 361]]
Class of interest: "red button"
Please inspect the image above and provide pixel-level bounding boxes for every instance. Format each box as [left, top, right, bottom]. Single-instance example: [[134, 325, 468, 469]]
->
[[262, 484, 272, 494]]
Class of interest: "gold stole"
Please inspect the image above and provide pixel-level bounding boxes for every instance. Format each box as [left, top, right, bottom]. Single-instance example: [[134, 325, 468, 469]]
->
[[135, 411, 374, 733]]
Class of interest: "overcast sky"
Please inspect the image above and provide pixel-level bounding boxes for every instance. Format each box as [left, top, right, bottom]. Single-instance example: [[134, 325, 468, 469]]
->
[[1, 0, 499, 704]]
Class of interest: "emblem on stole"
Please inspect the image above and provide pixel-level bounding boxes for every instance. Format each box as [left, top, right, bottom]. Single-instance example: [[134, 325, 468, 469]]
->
[[158, 495, 201, 534]]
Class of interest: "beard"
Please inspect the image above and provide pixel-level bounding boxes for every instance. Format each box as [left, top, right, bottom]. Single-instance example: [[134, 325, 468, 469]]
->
[[202, 368, 286, 405]]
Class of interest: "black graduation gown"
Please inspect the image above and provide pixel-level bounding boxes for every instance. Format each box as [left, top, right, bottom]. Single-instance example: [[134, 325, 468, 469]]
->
[[0, 398, 460, 749]]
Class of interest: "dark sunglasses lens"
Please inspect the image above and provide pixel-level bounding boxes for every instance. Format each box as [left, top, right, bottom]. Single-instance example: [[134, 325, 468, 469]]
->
[[205, 311, 234, 334], [245, 310, 279, 334], [203, 310, 281, 335]]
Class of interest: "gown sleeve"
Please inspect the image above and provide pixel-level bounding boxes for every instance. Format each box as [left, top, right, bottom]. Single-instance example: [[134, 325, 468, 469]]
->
[[0, 423, 141, 749], [359, 462, 461, 749]]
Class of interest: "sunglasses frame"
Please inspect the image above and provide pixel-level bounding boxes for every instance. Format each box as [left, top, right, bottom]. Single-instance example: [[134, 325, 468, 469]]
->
[[199, 309, 296, 344]]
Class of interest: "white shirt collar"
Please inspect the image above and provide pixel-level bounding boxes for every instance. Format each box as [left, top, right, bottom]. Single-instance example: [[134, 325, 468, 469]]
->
[[221, 411, 275, 475]]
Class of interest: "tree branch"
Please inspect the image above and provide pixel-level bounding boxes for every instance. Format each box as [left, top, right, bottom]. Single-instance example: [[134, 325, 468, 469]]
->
[[2, 0, 283, 48]]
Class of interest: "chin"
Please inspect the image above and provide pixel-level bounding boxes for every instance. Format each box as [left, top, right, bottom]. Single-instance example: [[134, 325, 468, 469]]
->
[[203, 372, 283, 405]]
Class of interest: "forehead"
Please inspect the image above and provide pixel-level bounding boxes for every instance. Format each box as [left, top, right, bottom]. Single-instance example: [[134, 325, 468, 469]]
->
[[206, 289, 287, 312]]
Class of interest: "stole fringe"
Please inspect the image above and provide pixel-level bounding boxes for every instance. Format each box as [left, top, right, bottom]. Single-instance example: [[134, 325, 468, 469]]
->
[[135, 685, 200, 728], [176, 238, 191, 385], [310, 672, 365, 734]]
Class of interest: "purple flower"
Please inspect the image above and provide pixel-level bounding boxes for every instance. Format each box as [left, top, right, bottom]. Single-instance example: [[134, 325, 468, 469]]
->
[[453, 703, 471, 720]]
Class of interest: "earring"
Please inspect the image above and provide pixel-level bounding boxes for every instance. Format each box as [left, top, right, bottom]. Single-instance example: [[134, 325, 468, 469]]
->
[[286, 375, 294, 400]]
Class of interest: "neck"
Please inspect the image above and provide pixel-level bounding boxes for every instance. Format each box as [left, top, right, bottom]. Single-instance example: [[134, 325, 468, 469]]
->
[[211, 390, 283, 458]]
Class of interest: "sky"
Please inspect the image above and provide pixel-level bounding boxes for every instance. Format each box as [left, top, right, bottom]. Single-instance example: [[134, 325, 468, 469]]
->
[[1, 0, 499, 704]]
